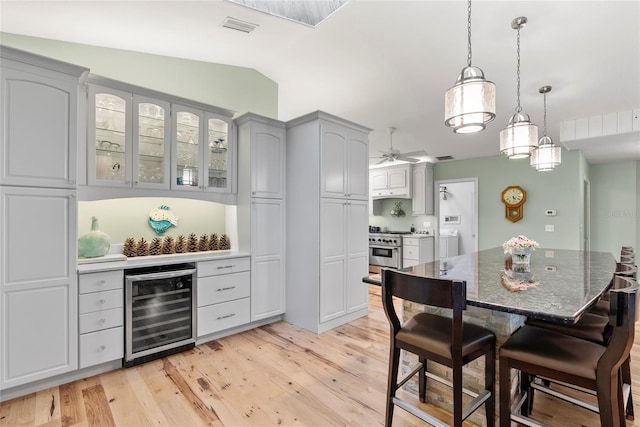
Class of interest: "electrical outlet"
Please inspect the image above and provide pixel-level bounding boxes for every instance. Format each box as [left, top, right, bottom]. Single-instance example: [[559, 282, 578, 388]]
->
[[423, 221, 431, 228], [545, 224, 555, 232], [545, 250, 554, 258], [545, 265, 557, 272]]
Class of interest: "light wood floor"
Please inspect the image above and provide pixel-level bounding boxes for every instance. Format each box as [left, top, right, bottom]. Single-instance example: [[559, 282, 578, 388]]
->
[[2, 285, 639, 426]]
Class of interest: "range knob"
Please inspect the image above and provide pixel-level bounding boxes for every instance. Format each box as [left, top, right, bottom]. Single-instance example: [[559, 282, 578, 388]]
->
[[392, 239, 397, 244]]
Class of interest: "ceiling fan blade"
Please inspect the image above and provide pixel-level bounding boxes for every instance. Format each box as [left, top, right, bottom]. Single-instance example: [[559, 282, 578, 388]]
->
[[395, 155, 420, 163], [400, 150, 428, 157], [374, 157, 390, 165]]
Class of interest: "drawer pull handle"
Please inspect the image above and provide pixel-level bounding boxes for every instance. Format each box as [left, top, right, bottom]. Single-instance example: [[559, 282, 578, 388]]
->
[[216, 265, 235, 270], [216, 286, 236, 292], [98, 318, 106, 324], [217, 313, 236, 320], [97, 280, 106, 285], [98, 345, 106, 352], [98, 299, 106, 305]]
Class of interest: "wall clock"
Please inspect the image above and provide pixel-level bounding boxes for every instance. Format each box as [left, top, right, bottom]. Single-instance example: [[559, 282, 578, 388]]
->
[[501, 185, 526, 222]]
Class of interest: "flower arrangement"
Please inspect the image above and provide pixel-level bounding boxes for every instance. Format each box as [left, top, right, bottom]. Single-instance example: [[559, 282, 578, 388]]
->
[[502, 235, 539, 254]]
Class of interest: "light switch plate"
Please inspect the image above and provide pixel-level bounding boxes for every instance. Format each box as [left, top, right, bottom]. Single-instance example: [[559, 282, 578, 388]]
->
[[545, 225, 555, 232]]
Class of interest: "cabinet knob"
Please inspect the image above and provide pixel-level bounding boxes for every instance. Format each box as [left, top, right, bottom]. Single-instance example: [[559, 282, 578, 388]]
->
[[133, 181, 138, 185], [98, 299, 106, 305], [69, 180, 76, 185], [98, 318, 105, 324], [98, 345, 106, 352], [97, 280, 105, 286]]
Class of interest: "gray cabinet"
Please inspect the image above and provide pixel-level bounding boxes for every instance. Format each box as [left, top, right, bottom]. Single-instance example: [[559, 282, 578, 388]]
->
[[236, 113, 286, 322], [412, 163, 434, 215], [285, 111, 370, 334], [0, 47, 86, 390]]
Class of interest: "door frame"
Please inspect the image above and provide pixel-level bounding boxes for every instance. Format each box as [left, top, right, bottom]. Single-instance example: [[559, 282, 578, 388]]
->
[[434, 177, 479, 259]]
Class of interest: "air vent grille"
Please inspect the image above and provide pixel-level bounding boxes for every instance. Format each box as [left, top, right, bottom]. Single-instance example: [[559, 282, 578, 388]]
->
[[436, 155, 455, 161], [222, 17, 259, 33]]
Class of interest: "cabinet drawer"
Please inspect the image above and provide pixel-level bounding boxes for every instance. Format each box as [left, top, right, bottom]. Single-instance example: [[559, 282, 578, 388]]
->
[[197, 297, 250, 337], [79, 327, 124, 369], [198, 271, 250, 307], [79, 289, 123, 314], [79, 270, 123, 294], [403, 237, 420, 246], [79, 307, 123, 334], [403, 247, 419, 260], [197, 257, 250, 277]]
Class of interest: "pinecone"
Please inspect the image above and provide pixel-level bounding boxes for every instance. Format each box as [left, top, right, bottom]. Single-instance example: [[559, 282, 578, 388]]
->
[[136, 237, 149, 257], [161, 236, 175, 254], [209, 233, 219, 251], [198, 234, 210, 252], [187, 233, 198, 252], [219, 234, 231, 250], [123, 237, 137, 257], [149, 237, 162, 256], [175, 235, 187, 253]]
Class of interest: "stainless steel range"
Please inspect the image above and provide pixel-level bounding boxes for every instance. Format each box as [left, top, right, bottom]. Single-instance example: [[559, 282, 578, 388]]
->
[[368, 232, 406, 272]]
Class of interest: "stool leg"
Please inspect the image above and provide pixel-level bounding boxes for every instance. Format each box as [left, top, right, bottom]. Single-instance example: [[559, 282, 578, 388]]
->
[[595, 370, 620, 427], [419, 356, 427, 403], [499, 357, 512, 427], [621, 356, 634, 420], [385, 345, 401, 427], [485, 348, 495, 427]]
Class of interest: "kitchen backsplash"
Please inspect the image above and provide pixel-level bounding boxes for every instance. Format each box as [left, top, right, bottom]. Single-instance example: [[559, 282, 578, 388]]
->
[[369, 198, 437, 232], [78, 197, 226, 244]]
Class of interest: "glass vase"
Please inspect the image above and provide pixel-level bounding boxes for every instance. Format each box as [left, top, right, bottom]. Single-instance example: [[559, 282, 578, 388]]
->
[[511, 247, 532, 265]]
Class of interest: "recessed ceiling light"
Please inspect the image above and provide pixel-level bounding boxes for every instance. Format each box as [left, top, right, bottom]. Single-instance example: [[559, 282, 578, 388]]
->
[[226, 0, 349, 28]]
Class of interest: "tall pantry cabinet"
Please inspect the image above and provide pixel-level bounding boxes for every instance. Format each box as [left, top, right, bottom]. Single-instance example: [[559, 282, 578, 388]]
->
[[285, 111, 370, 334], [0, 46, 88, 389], [235, 113, 286, 322]]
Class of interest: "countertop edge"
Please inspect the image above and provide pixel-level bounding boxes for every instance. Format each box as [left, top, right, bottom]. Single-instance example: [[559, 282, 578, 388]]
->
[[77, 250, 251, 273]]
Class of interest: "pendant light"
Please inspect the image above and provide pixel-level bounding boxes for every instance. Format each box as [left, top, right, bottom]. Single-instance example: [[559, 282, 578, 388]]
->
[[531, 86, 561, 171], [499, 17, 538, 159], [444, 0, 496, 134]]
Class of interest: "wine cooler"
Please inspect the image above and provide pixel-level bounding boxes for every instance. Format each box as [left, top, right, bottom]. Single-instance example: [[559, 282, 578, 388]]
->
[[124, 263, 197, 367]]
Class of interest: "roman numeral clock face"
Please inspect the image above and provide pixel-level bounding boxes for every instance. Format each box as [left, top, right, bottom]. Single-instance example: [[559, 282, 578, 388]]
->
[[501, 186, 526, 223]]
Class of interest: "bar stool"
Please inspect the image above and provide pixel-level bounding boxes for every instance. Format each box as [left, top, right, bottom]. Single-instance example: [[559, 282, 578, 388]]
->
[[500, 277, 639, 427], [526, 274, 638, 419], [381, 268, 496, 427]]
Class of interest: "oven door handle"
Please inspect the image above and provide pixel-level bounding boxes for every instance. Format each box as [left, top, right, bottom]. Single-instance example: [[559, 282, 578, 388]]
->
[[125, 268, 197, 282], [370, 245, 400, 250]]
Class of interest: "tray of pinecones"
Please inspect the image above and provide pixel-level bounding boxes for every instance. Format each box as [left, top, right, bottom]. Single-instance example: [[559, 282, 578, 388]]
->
[[122, 233, 231, 257]]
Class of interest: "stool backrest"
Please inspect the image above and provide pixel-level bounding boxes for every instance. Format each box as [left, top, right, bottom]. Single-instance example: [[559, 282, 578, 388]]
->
[[615, 263, 637, 279], [601, 277, 639, 373]]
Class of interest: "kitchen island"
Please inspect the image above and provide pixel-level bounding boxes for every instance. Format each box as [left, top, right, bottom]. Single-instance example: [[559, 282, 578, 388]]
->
[[365, 247, 617, 426]]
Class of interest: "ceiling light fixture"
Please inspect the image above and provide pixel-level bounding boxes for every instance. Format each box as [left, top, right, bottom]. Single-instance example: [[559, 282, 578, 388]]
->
[[444, 0, 496, 134], [531, 85, 561, 171], [500, 17, 538, 159]]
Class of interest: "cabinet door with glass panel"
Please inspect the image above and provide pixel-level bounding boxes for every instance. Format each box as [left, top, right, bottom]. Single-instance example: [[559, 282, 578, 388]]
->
[[88, 85, 170, 189], [172, 105, 234, 193]]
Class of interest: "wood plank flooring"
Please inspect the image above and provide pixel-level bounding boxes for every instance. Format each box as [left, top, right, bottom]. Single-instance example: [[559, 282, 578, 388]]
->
[[2, 285, 639, 426]]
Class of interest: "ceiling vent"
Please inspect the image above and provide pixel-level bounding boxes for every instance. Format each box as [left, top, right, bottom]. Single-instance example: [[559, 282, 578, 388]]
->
[[222, 17, 259, 33], [436, 155, 455, 161]]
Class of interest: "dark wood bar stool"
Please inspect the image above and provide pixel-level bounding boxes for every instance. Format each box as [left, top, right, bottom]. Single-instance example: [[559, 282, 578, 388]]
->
[[525, 275, 638, 420], [381, 268, 496, 427], [499, 278, 639, 427]]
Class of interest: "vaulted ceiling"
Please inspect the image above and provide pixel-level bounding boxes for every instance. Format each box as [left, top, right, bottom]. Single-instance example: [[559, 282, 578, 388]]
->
[[1, 1, 638, 165]]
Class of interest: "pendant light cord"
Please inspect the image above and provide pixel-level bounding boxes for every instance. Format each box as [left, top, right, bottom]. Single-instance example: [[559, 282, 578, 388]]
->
[[515, 26, 522, 113], [542, 91, 548, 137], [467, 0, 472, 67]]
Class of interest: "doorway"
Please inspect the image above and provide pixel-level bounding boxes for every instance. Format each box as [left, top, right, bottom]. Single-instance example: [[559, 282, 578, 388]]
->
[[434, 178, 478, 258]]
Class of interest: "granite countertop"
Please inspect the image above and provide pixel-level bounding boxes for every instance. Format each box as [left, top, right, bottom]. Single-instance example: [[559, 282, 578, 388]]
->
[[363, 247, 617, 324], [78, 250, 251, 273]]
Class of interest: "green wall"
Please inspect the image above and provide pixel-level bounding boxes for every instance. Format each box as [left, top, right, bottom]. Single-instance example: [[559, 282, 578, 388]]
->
[[434, 149, 584, 251], [434, 152, 639, 256], [589, 161, 639, 259], [0, 32, 278, 118]]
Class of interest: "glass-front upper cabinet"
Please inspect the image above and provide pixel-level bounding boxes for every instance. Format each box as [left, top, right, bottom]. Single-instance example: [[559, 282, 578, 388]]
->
[[172, 105, 234, 193], [87, 84, 170, 189], [133, 95, 170, 189]]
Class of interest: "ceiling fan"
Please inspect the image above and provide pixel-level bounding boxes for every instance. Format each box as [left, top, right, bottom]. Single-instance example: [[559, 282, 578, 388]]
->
[[370, 127, 427, 165]]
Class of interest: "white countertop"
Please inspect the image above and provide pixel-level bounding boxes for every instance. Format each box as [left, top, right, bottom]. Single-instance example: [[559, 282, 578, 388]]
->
[[77, 250, 251, 273]]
